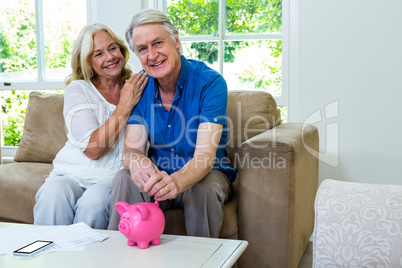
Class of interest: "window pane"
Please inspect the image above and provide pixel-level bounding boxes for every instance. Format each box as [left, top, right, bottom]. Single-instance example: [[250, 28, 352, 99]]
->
[[1, 89, 63, 146], [279, 106, 287, 122], [181, 41, 219, 72], [226, 0, 282, 35], [223, 40, 282, 96], [166, 0, 219, 36], [0, 0, 38, 81], [0, 0, 86, 82], [43, 0, 86, 80], [1, 90, 30, 146]]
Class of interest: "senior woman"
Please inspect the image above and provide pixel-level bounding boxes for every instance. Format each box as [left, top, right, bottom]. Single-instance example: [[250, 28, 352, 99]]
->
[[33, 23, 148, 229]]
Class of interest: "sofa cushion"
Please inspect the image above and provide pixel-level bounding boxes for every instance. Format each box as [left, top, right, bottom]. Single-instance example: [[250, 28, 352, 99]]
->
[[0, 162, 53, 223], [227, 90, 281, 168], [163, 196, 238, 239], [14, 91, 67, 163]]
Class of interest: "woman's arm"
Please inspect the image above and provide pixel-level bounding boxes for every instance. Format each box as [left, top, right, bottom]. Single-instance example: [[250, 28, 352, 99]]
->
[[84, 73, 148, 160]]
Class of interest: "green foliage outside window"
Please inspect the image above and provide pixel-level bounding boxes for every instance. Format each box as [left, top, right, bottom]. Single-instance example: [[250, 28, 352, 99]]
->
[[1, 91, 29, 146], [0, 1, 70, 146], [1, 90, 63, 146], [167, 0, 282, 91], [0, 3, 37, 73]]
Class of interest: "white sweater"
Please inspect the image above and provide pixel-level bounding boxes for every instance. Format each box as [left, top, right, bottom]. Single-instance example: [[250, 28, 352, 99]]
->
[[51, 80, 124, 188]]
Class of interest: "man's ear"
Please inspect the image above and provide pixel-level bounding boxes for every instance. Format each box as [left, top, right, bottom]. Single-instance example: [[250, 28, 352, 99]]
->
[[174, 31, 180, 49]]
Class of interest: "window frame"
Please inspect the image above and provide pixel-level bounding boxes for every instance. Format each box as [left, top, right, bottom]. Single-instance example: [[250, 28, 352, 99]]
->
[[148, 0, 289, 108], [0, 0, 91, 91]]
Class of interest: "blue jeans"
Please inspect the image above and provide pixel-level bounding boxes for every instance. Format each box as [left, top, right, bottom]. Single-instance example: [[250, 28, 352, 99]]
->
[[34, 175, 112, 229]]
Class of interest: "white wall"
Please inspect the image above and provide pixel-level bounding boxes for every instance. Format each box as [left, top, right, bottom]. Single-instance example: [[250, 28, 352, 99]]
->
[[89, 0, 143, 71], [290, 0, 402, 185]]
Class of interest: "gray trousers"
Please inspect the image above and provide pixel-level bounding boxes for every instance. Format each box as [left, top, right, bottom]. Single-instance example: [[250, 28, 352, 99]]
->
[[107, 169, 232, 238], [34, 175, 112, 229]]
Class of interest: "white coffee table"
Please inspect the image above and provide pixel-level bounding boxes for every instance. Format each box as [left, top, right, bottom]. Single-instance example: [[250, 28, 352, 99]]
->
[[0, 222, 248, 268]]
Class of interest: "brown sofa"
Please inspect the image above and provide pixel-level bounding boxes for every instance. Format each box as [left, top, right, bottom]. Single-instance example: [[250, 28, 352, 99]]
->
[[0, 90, 319, 268]]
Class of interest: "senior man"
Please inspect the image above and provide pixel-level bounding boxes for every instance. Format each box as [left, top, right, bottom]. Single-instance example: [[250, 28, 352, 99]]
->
[[107, 9, 236, 238]]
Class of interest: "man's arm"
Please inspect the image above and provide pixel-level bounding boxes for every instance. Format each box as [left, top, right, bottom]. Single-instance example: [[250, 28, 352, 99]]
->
[[123, 124, 159, 188], [144, 122, 223, 201]]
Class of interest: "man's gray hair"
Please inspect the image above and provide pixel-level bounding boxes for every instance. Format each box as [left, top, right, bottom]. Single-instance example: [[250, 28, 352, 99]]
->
[[125, 9, 183, 55]]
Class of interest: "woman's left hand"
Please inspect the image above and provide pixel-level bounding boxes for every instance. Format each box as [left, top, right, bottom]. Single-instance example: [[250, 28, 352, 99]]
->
[[119, 72, 148, 110]]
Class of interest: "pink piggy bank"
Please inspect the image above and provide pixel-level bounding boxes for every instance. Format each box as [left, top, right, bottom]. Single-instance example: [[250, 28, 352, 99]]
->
[[115, 201, 165, 249]]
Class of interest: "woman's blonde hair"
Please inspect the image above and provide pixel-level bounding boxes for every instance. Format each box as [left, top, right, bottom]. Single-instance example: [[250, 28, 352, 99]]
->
[[65, 23, 132, 86]]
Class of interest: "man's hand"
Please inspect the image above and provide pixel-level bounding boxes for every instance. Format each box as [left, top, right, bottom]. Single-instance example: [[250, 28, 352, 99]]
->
[[128, 153, 158, 189], [143, 171, 179, 201]]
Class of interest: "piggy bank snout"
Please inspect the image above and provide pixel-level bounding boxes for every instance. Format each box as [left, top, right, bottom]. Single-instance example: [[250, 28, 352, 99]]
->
[[118, 221, 131, 234]]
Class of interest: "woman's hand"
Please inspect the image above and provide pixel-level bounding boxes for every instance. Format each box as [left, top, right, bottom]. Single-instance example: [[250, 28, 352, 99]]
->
[[83, 73, 147, 160], [119, 72, 148, 110]]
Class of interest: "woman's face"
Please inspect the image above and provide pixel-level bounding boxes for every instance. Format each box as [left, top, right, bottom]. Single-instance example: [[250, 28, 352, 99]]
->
[[90, 30, 124, 80]]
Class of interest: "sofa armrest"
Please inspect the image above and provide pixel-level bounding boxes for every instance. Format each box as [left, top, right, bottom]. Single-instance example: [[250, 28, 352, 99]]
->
[[237, 122, 319, 268]]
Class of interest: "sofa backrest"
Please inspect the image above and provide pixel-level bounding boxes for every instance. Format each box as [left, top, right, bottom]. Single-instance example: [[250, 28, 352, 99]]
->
[[14, 91, 67, 163], [13, 90, 281, 166], [226, 90, 281, 168]]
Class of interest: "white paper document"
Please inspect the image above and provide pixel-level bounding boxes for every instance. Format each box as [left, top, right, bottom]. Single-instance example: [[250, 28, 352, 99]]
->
[[0, 222, 108, 259]]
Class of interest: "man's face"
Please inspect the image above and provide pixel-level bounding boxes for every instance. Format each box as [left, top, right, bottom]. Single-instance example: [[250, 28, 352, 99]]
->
[[132, 23, 181, 83]]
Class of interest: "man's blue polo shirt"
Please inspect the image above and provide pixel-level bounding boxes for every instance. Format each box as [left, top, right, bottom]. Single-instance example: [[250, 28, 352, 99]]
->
[[128, 56, 236, 182]]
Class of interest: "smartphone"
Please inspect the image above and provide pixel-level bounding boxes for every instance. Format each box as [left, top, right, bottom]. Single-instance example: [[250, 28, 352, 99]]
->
[[13, 240, 54, 257]]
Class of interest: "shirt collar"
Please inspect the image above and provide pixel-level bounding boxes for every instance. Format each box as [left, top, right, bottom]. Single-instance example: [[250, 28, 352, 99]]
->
[[176, 55, 188, 94], [153, 55, 188, 99]]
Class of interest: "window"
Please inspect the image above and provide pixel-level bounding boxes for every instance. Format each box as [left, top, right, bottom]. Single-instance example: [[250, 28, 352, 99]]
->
[[0, 0, 87, 87], [165, 0, 287, 114], [0, 0, 86, 150]]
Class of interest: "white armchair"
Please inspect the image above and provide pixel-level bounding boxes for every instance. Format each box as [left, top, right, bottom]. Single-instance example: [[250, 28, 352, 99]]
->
[[313, 179, 402, 267]]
